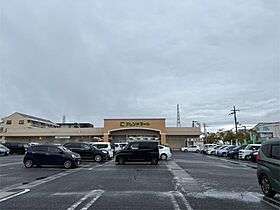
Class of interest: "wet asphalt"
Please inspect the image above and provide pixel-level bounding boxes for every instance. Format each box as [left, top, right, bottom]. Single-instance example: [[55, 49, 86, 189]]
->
[[0, 152, 279, 210]]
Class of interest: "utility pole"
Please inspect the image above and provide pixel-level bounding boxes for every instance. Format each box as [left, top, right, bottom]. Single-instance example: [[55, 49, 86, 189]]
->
[[203, 123, 207, 144], [62, 115, 66, 123], [229, 106, 239, 133], [176, 104, 181, 127]]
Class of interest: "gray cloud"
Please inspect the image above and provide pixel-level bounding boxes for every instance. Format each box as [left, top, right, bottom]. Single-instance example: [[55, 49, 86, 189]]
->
[[0, 0, 279, 131]]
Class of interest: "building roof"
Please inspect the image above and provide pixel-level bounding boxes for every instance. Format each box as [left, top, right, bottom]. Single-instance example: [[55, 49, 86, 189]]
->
[[104, 118, 166, 121], [7, 112, 56, 125]]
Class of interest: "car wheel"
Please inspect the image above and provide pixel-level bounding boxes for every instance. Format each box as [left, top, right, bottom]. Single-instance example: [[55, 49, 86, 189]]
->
[[234, 154, 238, 159], [118, 157, 125, 165], [94, 155, 102, 163], [222, 153, 227, 157], [184, 149, 188, 152], [151, 158, 158, 165], [64, 160, 72, 169], [24, 159, 33, 168], [260, 175, 276, 198], [196, 150, 199, 153], [161, 154, 168, 160], [245, 155, 249, 160]]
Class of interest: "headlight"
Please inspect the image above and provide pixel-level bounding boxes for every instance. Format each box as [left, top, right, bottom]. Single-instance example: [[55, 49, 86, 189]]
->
[[71, 154, 76, 158], [102, 151, 107, 154]]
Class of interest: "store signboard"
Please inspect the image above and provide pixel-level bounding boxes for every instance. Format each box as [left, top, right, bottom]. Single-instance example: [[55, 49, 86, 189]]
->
[[120, 121, 151, 127]]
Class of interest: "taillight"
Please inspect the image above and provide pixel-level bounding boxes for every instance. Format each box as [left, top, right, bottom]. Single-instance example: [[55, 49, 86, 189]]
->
[[256, 154, 260, 162]]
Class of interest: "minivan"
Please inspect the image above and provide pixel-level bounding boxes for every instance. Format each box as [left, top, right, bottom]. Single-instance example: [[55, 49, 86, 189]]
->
[[115, 141, 159, 165], [64, 142, 109, 162], [4, 142, 28, 154], [257, 139, 280, 198]]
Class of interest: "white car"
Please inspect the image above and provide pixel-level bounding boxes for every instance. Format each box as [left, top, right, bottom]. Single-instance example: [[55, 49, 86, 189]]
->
[[206, 145, 223, 155], [239, 144, 261, 160], [181, 145, 199, 152], [158, 145, 172, 160], [114, 143, 128, 152], [91, 142, 114, 159]]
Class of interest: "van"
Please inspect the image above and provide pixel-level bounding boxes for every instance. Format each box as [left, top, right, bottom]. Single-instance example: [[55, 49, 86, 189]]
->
[[4, 142, 28, 154], [257, 139, 280, 198], [115, 141, 159, 165]]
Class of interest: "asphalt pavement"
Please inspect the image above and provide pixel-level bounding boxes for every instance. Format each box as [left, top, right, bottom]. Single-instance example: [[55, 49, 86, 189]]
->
[[0, 152, 279, 210]]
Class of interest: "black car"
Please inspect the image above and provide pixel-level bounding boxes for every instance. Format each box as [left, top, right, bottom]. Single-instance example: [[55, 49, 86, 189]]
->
[[4, 142, 28, 154], [115, 141, 159, 165], [0, 144, 10, 156], [64, 142, 109, 162], [249, 150, 259, 162], [23, 145, 81, 169], [228, 145, 247, 159]]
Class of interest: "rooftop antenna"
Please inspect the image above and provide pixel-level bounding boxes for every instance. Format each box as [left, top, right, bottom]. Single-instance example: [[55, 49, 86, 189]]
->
[[177, 104, 181, 127], [62, 115, 66, 123]]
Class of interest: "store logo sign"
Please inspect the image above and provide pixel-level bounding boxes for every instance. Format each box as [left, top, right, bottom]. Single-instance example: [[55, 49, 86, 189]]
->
[[120, 121, 151, 127]]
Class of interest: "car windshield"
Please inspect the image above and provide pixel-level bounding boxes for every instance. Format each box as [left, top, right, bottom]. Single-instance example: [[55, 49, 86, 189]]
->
[[244, 145, 252, 150], [0, 144, 7, 149], [93, 144, 108, 149], [59, 146, 71, 153]]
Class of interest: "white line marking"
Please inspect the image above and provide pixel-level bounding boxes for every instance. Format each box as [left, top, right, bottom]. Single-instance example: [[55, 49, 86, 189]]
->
[[0, 189, 30, 203], [170, 193, 181, 210], [66, 190, 104, 210], [175, 191, 194, 210], [248, 192, 280, 209], [0, 162, 22, 167], [81, 190, 104, 210]]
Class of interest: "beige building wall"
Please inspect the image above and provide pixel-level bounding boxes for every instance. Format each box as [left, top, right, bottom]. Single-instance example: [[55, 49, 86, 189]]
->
[[104, 119, 166, 144]]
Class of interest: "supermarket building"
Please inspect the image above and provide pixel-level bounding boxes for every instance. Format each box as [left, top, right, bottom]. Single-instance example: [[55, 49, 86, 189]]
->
[[0, 112, 202, 149]]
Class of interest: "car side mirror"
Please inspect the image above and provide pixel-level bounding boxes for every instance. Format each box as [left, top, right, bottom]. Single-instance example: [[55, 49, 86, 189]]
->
[[59, 151, 64, 154]]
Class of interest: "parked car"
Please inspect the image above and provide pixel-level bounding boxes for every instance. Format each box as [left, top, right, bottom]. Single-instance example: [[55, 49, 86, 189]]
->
[[115, 141, 159, 165], [181, 145, 199, 153], [247, 150, 258, 162], [217, 145, 236, 157], [158, 145, 172, 160], [23, 144, 81, 169], [64, 142, 109, 162], [206, 145, 223, 155], [114, 143, 122, 152], [239, 144, 261, 160], [228, 145, 247, 159], [4, 142, 28, 154], [90, 142, 114, 159], [257, 139, 280, 198], [201, 144, 217, 154], [214, 145, 228, 155], [0, 144, 10, 156]]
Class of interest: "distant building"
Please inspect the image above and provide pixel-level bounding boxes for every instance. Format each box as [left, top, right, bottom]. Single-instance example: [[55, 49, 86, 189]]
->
[[0, 112, 58, 132], [57, 123, 94, 128], [252, 122, 280, 141], [0, 113, 202, 149]]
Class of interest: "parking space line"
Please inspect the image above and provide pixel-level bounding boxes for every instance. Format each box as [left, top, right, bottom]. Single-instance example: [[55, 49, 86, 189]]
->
[[0, 189, 30, 203], [248, 192, 280, 209], [66, 190, 104, 210], [80, 190, 104, 210], [0, 162, 22, 167], [170, 193, 181, 210]]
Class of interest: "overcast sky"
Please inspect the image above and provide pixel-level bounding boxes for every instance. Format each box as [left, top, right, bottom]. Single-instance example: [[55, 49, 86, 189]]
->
[[0, 0, 279, 131]]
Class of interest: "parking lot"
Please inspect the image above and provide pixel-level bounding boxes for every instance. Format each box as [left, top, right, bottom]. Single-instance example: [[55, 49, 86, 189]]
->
[[0, 152, 279, 210]]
